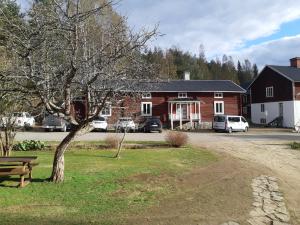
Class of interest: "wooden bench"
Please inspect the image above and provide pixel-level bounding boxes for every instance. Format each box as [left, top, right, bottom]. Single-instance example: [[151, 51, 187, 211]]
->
[[0, 157, 38, 188]]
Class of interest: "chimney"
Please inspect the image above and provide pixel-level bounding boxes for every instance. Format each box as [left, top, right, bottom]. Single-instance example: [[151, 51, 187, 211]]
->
[[290, 57, 300, 68], [184, 71, 190, 80]]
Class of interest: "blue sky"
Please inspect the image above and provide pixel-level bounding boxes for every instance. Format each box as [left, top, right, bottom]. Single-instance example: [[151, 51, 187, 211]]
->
[[17, 0, 300, 69]]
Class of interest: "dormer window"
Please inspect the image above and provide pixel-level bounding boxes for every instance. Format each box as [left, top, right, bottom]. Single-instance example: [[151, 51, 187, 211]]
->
[[100, 105, 111, 116], [214, 92, 223, 98], [142, 92, 151, 99], [266, 87, 273, 97], [178, 92, 187, 98]]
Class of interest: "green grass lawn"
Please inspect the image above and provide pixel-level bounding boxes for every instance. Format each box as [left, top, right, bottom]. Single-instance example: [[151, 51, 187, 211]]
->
[[0, 144, 217, 225]]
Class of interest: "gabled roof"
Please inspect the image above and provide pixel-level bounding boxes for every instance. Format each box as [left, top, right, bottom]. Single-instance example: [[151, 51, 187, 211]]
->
[[140, 80, 245, 93], [268, 65, 300, 82]]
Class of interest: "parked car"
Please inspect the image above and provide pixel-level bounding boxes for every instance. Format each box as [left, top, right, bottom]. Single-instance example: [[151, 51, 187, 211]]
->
[[213, 115, 249, 133], [1, 112, 35, 129], [115, 117, 136, 132], [42, 113, 70, 132], [139, 117, 162, 133], [90, 116, 108, 132]]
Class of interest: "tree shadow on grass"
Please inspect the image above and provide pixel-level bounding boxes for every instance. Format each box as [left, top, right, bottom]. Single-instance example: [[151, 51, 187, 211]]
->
[[0, 177, 49, 188], [96, 155, 116, 159]]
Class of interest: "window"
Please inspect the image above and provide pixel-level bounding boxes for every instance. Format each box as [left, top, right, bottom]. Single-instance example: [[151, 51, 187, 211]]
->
[[260, 118, 266, 124], [178, 92, 187, 98], [141, 102, 152, 116], [214, 101, 224, 114], [228, 117, 240, 122], [261, 104, 265, 112], [266, 86, 274, 97], [214, 92, 223, 98], [214, 115, 225, 122], [142, 92, 151, 99], [243, 106, 248, 115], [101, 105, 111, 116]]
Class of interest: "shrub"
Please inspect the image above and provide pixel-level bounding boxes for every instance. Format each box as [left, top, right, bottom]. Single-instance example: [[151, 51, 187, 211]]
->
[[13, 140, 45, 151], [291, 142, 300, 150], [104, 135, 120, 149], [165, 131, 188, 148]]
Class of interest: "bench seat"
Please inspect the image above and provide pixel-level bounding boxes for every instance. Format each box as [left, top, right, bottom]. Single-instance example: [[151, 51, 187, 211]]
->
[[0, 167, 30, 176]]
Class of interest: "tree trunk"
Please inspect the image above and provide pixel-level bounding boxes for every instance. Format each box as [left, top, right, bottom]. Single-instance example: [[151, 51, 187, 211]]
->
[[114, 129, 126, 159], [50, 127, 80, 183]]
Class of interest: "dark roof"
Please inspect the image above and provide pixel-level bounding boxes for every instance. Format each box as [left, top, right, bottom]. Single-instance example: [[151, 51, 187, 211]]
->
[[240, 81, 252, 90], [139, 80, 245, 93], [268, 65, 300, 82]]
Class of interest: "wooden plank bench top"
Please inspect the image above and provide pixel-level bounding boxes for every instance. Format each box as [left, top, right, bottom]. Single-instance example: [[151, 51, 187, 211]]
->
[[0, 156, 38, 188], [0, 167, 30, 176], [0, 156, 37, 163]]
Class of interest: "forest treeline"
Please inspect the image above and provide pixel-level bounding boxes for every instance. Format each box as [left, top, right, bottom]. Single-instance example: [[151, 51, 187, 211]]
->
[[142, 46, 258, 85]]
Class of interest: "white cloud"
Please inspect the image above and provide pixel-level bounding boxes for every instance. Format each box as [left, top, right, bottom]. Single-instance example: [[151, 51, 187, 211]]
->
[[233, 35, 300, 69], [117, 0, 300, 57]]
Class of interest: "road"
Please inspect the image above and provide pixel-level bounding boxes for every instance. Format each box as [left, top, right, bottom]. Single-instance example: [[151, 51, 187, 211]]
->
[[15, 129, 300, 142], [15, 129, 300, 223]]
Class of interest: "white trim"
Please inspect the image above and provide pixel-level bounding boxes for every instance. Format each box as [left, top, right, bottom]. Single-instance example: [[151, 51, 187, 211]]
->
[[268, 66, 295, 82], [214, 92, 223, 98], [141, 92, 151, 99], [249, 65, 295, 90], [178, 92, 187, 98], [141, 102, 152, 116], [266, 86, 274, 97], [214, 101, 224, 114], [100, 105, 112, 117]]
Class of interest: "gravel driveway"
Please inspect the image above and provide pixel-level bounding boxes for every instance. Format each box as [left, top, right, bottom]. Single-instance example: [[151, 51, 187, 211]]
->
[[16, 129, 300, 223]]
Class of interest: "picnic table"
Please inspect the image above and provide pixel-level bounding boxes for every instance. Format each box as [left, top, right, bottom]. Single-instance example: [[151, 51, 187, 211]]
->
[[0, 156, 38, 187]]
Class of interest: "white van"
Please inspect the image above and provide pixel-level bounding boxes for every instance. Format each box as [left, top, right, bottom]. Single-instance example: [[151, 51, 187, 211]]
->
[[213, 115, 249, 133]]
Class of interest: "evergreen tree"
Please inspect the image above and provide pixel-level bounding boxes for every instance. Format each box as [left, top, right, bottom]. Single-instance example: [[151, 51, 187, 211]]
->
[[252, 64, 259, 79]]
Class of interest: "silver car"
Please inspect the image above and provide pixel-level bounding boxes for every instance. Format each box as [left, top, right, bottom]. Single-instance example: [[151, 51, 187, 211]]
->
[[42, 113, 70, 132], [115, 117, 136, 132]]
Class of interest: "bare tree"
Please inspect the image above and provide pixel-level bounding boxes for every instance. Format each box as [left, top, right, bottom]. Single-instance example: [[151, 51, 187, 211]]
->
[[0, 103, 17, 157], [0, 0, 157, 182]]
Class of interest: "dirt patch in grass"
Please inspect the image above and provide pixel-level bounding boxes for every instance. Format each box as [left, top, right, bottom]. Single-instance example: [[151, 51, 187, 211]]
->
[[121, 153, 270, 225]]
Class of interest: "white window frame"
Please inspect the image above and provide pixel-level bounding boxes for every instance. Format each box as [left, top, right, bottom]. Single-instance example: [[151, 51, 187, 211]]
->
[[214, 101, 224, 115], [141, 102, 152, 116], [178, 92, 187, 98], [100, 105, 112, 117], [141, 92, 152, 99], [266, 86, 274, 97], [214, 92, 223, 98]]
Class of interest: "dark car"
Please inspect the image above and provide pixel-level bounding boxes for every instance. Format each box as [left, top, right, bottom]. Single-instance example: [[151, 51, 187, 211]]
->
[[139, 117, 162, 133]]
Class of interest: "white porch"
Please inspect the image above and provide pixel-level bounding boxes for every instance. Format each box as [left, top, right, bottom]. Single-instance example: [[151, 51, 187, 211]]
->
[[168, 100, 201, 130]]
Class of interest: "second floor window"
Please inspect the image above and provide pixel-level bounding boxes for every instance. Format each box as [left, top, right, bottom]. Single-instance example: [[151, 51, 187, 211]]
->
[[101, 105, 111, 116], [266, 86, 274, 97], [142, 92, 151, 99], [178, 92, 187, 98], [214, 92, 223, 98]]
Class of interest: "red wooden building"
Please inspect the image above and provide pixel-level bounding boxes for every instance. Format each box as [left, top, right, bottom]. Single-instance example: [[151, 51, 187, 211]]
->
[[102, 78, 246, 129]]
